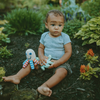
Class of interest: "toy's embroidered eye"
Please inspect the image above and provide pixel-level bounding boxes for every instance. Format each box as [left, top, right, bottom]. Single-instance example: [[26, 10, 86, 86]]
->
[[29, 53, 32, 55]]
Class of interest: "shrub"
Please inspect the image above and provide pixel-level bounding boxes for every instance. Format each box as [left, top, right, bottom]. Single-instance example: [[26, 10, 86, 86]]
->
[[0, 46, 12, 59], [81, 0, 100, 17], [0, 0, 18, 10], [0, 67, 5, 82], [84, 49, 99, 64], [38, 5, 61, 20], [63, 19, 84, 39], [0, 27, 10, 46], [80, 63, 100, 80], [0, 33, 10, 45], [4, 8, 43, 35], [74, 17, 100, 46], [16, 0, 50, 8]]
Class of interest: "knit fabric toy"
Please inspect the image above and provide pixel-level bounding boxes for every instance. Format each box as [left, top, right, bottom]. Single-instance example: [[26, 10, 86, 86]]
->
[[41, 55, 53, 70], [23, 49, 53, 70], [23, 49, 39, 70]]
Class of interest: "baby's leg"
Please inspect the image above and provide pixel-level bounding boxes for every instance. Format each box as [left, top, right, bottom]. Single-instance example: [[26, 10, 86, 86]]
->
[[2, 64, 31, 84], [37, 68, 67, 96]]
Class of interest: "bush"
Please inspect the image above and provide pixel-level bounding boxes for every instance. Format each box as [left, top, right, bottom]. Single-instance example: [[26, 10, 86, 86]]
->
[[0, 27, 10, 46], [17, 0, 50, 8], [0, 0, 18, 10], [81, 0, 100, 17], [63, 19, 84, 39], [38, 5, 61, 20], [0, 67, 5, 82], [0, 46, 12, 59], [4, 8, 43, 35], [74, 17, 100, 46], [0, 33, 10, 46]]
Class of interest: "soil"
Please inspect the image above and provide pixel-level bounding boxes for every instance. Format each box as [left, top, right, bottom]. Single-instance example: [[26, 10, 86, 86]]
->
[[0, 34, 100, 100], [0, 10, 100, 100]]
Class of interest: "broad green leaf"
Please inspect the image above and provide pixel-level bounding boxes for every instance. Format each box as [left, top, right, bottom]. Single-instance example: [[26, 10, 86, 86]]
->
[[93, 34, 100, 39], [89, 39, 96, 44], [96, 40, 100, 46], [82, 24, 89, 28], [82, 40, 89, 46], [82, 35, 90, 40], [98, 64, 100, 66], [89, 24, 96, 27], [89, 27, 97, 30], [94, 75, 98, 78]]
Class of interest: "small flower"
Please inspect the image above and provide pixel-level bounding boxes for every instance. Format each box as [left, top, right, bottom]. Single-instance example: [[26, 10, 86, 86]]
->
[[86, 65, 89, 71], [80, 65, 86, 73], [87, 49, 94, 57]]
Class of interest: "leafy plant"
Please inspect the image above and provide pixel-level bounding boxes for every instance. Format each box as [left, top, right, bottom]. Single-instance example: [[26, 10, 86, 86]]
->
[[81, 0, 100, 17], [84, 49, 99, 64], [80, 63, 100, 80], [38, 4, 61, 20], [0, 27, 10, 46], [63, 19, 84, 38], [16, 0, 50, 8], [0, 67, 5, 82], [61, 0, 78, 18], [74, 17, 100, 46], [25, 43, 30, 48], [0, 20, 8, 25], [4, 8, 43, 35], [0, 46, 12, 59], [0, 0, 18, 10]]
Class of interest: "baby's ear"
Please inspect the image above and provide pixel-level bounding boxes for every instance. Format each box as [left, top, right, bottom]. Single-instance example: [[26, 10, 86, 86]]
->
[[45, 22, 48, 29]]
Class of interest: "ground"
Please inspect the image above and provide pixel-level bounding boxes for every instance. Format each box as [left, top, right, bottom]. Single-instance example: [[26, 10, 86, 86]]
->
[[0, 34, 100, 100]]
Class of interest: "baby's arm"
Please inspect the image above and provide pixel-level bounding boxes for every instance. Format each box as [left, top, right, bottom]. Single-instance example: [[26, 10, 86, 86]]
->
[[38, 43, 48, 65], [49, 42, 72, 68]]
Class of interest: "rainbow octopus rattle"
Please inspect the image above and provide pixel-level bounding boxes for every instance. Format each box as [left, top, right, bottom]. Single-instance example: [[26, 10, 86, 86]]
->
[[23, 49, 53, 70], [23, 49, 39, 70]]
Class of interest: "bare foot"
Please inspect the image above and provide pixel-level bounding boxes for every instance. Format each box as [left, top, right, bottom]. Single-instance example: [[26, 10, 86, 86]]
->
[[2, 75, 20, 84], [37, 86, 52, 97]]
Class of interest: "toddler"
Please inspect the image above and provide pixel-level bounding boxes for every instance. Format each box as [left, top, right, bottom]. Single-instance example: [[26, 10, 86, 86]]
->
[[2, 10, 72, 97]]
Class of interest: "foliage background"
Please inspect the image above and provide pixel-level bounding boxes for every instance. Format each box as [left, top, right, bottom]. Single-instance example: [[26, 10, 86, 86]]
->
[[0, 0, 100, 100]]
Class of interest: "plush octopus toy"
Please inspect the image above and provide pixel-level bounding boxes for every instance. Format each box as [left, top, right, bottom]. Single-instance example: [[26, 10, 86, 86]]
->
[[23, 49, 39, 69], [23, 49, 53, 70]]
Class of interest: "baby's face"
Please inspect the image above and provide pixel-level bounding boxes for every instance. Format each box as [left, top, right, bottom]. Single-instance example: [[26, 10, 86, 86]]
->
[[45, 13, 64, 37]]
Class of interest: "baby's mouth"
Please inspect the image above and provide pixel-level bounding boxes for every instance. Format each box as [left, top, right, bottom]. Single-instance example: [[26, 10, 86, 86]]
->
[[54, 31, 58, 33]]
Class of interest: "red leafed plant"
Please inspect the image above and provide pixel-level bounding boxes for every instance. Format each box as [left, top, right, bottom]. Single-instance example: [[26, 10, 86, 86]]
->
[[80, 63, 100, 80], [80, 65, 86, 73], [87, 49, 94, 57], [80, 65, 90, 73], [84, 49, 98, 64]]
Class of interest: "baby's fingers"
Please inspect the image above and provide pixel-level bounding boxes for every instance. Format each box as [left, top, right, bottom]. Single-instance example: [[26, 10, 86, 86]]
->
[[48, 64, 54, 69], [39, 60, 46, 66]]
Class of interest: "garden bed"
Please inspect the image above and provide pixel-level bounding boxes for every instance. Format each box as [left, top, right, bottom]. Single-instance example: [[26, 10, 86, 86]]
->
[[0, 34, 100, 100]]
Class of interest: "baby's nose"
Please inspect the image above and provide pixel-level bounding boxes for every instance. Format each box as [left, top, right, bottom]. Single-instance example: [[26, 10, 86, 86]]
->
[[55, 25, 59, 29]]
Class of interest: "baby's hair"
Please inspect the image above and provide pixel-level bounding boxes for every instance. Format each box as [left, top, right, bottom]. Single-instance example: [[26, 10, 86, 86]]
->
[[45, 10, 65, 23]]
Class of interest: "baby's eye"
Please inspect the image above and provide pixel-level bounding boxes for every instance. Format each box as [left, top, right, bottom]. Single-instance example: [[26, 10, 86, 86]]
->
[[59, 24, 62, 27], [51, 24, 55, 26], [29, 53, 32, 55]]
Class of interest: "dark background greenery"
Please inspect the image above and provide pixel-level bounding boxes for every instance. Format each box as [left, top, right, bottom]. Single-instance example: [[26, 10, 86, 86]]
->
[[0, 0, 100, 100]]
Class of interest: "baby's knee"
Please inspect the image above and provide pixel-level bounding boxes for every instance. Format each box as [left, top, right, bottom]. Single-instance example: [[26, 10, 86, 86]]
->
[[56, 68, 68, 77]]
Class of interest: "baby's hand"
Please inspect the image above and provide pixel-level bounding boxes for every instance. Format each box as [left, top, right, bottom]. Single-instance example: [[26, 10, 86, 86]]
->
[[39, 56, 48, 66], [48, 60, 59, 69]]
